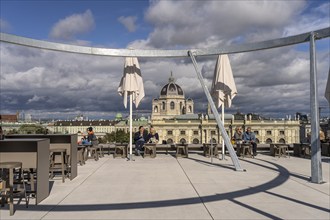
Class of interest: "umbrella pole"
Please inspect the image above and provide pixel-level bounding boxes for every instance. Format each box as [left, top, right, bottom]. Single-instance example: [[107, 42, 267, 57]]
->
[[222, 104, 225, 160], [129, 93, 133, 161]]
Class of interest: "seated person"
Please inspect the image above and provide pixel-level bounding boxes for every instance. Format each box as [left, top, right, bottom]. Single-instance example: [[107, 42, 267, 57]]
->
[[146, 126, 159, 144], [87, 127, 97, 142], [320, 128, 326, 143], [134, 126, 148, 156], [233, 126, 243, 156], [78, 138, 84, 145], [243, 127, 258, 156]]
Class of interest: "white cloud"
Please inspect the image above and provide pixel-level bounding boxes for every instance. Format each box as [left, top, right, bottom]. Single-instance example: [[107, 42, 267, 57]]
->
[[118, 16, 137, 32], [49, 9, 94, 40], [27, 95, 46, 104], [1, 1, 329, 119], [145, 1, 306, 48]]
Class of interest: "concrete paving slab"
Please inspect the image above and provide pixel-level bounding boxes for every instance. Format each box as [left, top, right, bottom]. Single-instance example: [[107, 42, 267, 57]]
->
[[0, 153, 329, 220]]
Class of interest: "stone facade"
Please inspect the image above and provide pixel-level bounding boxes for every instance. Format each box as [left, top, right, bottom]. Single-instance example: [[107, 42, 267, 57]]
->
[[152, 73, 194, 120], [151, 74, 300, 144]]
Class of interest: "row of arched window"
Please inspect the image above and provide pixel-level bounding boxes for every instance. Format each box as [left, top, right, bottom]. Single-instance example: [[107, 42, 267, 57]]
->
[[154, 102, 192, 113]]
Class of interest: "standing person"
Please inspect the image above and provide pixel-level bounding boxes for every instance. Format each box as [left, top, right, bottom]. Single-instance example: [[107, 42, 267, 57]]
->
[[233, 126, 243, 157], [243, 127, 258, 156], [147, 126, 159, 144], [134, 126, 148, 156]]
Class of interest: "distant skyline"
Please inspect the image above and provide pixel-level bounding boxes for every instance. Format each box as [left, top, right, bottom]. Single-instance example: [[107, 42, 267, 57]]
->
[[1, 0, 329, 119]]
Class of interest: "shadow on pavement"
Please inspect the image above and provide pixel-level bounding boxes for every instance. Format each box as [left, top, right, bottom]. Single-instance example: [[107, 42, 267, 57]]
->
[[14, 158, 329, 219]]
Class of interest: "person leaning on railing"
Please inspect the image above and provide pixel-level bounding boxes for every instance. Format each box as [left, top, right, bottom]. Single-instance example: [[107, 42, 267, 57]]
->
[[243, 127, 258, 156], [233, 126, 243, 157]]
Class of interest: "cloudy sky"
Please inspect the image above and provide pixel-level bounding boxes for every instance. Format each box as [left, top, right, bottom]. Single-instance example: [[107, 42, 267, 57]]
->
[[0, 0, 329, 120]]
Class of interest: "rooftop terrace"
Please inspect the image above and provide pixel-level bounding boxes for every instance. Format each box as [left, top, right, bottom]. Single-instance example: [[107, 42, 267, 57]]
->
[[1, 153, 329, 220]]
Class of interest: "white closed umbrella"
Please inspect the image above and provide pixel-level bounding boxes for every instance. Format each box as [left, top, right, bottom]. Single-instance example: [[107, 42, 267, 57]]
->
[[118, 57, 145, 160], [211, 54, 237, 160]]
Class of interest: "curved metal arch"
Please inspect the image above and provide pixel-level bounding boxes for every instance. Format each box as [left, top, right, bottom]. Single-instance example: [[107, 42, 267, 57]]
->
[[1, 27, 329, 57]]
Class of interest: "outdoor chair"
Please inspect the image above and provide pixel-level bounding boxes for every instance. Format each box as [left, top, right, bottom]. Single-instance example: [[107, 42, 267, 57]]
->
[[241, 143, 254, 158], [114, 144, 127, 158], [77, 146, 87, 166], [0, 162, 29, 216], [274, 144, 290, 158], [144, 143, 156, 158], [301, 144, 311, 158], [203, 143, 219, 158], [87, 140, 101, 161], [176, 144, 188, 158], [49, 148, 69, 183], [97, 144, 105, 158]]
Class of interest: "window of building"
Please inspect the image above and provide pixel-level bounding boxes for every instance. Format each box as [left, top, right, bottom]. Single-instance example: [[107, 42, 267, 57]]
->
[[180, 130, 186, 135], [188, 106, 192, 113], [167, 138, 173, 144], [179, 138, 186, 144], [280, 130, 285, 135], [211, 130, 216, 135], [211, 138, 217, 144], [162, 102, 166, 110], [254, 130, 259, 135], [193, 130, 199, 135], [279, 138, 285, 143], [154, 106, 158, 113], [193, 138, 199, 144], [267, 130, 272, 135], [170, 101, 175, 110], [266, 138, 272, 144], [167, 130, 173, 135]]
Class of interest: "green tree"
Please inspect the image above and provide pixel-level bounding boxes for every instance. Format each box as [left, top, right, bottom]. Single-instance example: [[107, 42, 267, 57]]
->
[[102, 130, 132, 143], [18, 124, 47, 134]]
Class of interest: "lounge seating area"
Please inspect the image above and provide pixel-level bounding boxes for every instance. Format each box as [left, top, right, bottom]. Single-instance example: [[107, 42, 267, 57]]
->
[[0, 151, 329, 220], [1, 136, 329, 217]]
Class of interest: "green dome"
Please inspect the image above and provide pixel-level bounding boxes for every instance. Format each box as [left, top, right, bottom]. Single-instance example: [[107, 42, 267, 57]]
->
[[115, 113, 123, 119]]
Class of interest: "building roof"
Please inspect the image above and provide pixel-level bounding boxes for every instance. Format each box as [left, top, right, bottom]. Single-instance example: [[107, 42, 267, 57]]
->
[[54, 120, 116, 126], [160, 72, 184, 97], [0, 114, 18, 122]]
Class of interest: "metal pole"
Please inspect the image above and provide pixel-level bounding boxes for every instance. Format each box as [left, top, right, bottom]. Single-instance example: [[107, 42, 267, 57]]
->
[[309, 32, 322, 183], [222, 104, 225, 160], [188, 50, 244, 171], [210, 134, 213, 164], [129, 93, 133, 161]]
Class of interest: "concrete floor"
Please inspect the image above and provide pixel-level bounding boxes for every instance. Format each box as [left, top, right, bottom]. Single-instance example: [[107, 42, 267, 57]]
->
[[1, 152, 329, 220]]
